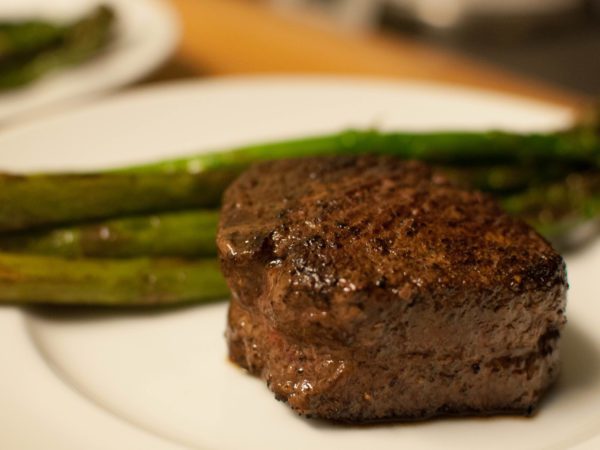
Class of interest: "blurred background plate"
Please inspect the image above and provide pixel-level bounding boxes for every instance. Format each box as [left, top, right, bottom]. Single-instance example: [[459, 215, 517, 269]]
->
[[0, 0, 179, 124], [0, 77, 599, 449]]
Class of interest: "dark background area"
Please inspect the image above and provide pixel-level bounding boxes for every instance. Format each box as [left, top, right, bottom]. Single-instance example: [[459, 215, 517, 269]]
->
[[286, 0, 600, 96], [378, 0, 600, 96]]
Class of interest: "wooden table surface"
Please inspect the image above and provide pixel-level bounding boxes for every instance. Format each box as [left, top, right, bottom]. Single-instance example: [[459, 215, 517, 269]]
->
[[162, 0, 588, 111]]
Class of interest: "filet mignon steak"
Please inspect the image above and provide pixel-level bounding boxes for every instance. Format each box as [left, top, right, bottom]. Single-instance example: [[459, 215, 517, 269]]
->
[[217, 155, 567, 422]]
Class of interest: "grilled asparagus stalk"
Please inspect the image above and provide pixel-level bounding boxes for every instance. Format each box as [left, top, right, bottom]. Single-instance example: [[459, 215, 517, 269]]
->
[[0, 167, 237, 232], [0, 126, 598, 232], [0, 252, 228, 305], [0, 210, 219, 258]]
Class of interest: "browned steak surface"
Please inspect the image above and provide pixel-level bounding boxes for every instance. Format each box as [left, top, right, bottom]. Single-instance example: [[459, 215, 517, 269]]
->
[[217, 156, 567, 422]]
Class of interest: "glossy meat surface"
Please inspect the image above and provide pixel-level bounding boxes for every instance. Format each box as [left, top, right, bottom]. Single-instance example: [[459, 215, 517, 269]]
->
[[218, 156, 567, 422]]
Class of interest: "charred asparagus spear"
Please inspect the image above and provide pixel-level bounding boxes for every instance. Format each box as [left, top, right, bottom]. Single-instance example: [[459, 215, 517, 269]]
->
[[501, 172, 600, 238], [1, 125, 598, 232], [0, 167, 237, 232], [126, 128, 600, 177], [0, 252, 228, 305], [0, 210, 219, 258]]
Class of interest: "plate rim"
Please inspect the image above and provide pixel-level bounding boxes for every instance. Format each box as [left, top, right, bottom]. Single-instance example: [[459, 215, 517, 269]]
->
[[0, 73, 576, 134]]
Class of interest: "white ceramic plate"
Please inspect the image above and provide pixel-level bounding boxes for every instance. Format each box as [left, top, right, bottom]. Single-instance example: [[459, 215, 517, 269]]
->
[[0, 0, 179, 124], [0, 77, 599, 450]]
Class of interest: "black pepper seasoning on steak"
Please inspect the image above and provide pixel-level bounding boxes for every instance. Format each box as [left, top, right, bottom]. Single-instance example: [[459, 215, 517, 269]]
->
[[217, 155, 568, 422]]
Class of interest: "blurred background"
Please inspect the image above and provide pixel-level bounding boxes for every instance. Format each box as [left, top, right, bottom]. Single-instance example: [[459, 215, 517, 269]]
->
[[268, 0, 600, 95], [1, 0, 599, 122], [160, 0, 600, 107]]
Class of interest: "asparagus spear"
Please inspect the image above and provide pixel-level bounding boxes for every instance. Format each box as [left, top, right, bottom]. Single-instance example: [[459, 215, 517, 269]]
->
[[441, 163, 574, 194], [0, 5, 115, 90], [0, 252, 228, 305], [129, 128, 600, 174], [1, 126, 599, 232], [0, 167, 237, 232], [0, 210, 219, 258], [501, 172, 600, 238]]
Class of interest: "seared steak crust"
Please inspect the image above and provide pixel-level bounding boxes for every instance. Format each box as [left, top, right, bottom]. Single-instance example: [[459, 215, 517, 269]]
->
[[218, 156, 567, 422]]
